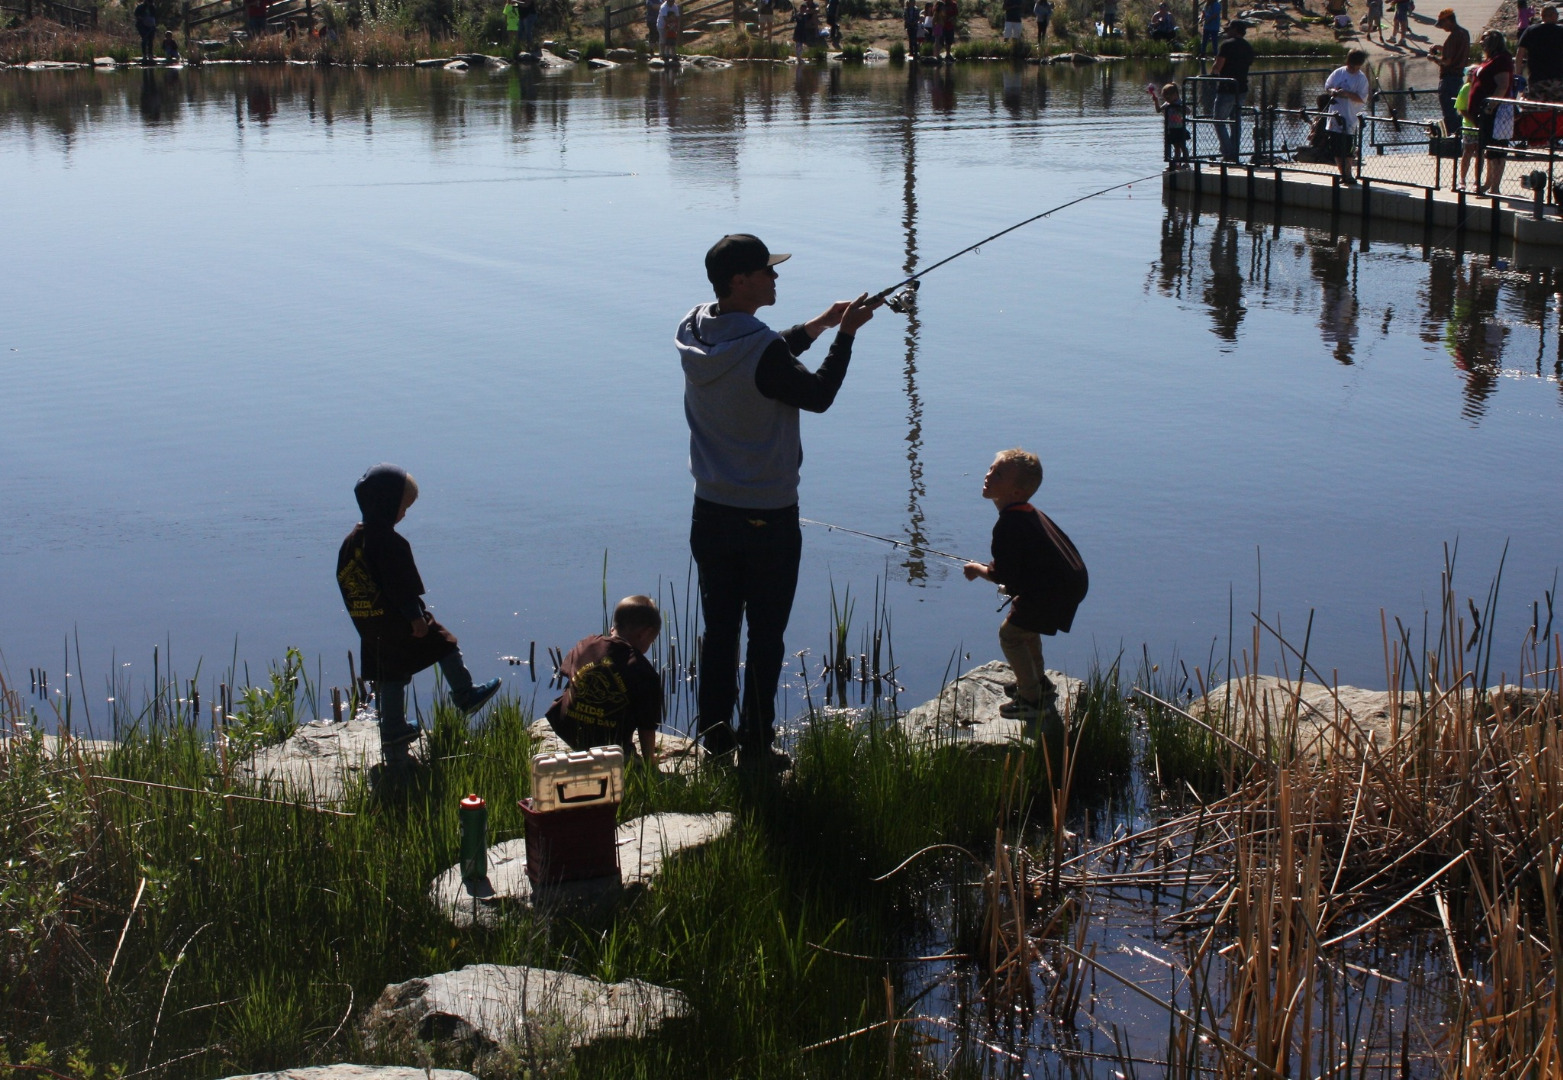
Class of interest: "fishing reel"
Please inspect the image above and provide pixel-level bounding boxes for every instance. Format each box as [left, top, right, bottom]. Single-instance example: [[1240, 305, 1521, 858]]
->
[[884, 280, 920, 314]]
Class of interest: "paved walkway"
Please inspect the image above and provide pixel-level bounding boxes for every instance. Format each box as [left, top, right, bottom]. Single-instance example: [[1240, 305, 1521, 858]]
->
[[1350, 0, 1507, 62]]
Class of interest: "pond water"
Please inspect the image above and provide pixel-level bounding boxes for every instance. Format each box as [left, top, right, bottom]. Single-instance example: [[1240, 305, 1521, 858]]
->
[[3, 57, 1561, 722]]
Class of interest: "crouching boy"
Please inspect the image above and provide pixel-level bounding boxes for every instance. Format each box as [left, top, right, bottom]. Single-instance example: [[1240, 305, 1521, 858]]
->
[[545, 596, 663, 764], [963, 449, 1089, 721], [337, 463, 501, 748]]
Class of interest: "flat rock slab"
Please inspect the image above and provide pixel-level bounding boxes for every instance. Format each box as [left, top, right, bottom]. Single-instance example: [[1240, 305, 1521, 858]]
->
[[431, 811, 734, 929], [364, 964, 688, 1052], [1189, 676, 1407, 752], [221, 1067, 476, 1080], [235, 718, 425, 804], [898, 660, 1083, 747], [605, 47, 638, 62]]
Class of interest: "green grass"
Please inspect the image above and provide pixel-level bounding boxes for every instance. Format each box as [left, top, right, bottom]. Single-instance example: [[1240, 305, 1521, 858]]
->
[[1, 656, 1137, 1080]]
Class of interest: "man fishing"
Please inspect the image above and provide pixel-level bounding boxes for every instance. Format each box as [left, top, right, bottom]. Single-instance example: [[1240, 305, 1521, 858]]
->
[[676, 235, 877, 770]]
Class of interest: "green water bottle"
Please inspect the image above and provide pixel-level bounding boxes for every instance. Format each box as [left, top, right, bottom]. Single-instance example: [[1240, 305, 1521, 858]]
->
[[459, 794, 488, 882]]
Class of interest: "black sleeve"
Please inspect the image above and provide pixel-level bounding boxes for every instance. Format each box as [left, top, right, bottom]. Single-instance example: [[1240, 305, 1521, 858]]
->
[[753, 331, 855, 413]]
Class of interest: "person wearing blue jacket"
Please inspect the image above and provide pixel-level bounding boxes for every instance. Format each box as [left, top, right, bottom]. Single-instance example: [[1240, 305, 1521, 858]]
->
[[675, 235, 876, 769]]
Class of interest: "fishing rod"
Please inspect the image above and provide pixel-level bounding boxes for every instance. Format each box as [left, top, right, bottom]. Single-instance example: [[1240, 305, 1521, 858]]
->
[[800, 517, 973, 565], [872, 171, 1166, 311]]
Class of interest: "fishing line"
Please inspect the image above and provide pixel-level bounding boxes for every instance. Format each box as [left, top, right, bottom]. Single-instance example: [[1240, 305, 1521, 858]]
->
[[800, 518, 972, 564], [873, 171, 1165, 308]]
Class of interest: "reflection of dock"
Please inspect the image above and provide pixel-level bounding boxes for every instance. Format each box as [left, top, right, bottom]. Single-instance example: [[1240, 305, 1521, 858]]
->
[[1164, 164, 1563, 252]]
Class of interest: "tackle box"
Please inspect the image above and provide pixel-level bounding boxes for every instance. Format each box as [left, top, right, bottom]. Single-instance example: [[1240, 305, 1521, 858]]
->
[[521, 746, 625, 885], [528, 746, 625, 812]]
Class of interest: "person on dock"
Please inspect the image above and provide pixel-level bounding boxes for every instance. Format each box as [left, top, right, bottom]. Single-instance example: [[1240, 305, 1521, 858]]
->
[[1210, 19, 1255, 161], [1430, 8, 1471, 134], [1148, 81, 1190, 166], [675, 234, 877, 769], [1517, 3, 1563, 102], [336, 464, 501, 750], [1324, 48, 1370, 184], [658, 0, 681, 62], [161, 30, 180, 62], [1469, 29, 1515, 193], [1453, 63, 1481, 189], [134, 0, 157, 63], [1034, 0, 1052, 45], [545, 596, 663, 764], [1198, 0, 1223, 57], [962, 449, 1088, 725], [645, 0, 660, 43]]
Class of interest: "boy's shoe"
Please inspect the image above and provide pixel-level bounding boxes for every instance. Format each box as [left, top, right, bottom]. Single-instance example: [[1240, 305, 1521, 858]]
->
[[452, 678, 502, 717], [379, 723, 422, 748], [701, 722, 739, 760]]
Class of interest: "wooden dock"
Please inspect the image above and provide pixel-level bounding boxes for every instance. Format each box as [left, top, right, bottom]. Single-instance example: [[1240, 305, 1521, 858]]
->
[[1163, 164, 1563, 252]]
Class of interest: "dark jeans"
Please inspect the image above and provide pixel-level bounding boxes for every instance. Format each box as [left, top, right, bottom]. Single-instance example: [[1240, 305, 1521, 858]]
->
[[139, 29, 155, 59], [1439, 71, 1464, 136], [690, 497, 802, 753], [375, 650, 475, 734]]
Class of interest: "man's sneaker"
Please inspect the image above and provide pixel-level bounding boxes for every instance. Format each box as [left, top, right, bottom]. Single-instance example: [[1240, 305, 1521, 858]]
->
[[739, 746, 793, 773], [452, 678, 502, 717], [1001, 681, 1019, 698], [379, 723, 421, 748], [998, 698, 1041, 719]]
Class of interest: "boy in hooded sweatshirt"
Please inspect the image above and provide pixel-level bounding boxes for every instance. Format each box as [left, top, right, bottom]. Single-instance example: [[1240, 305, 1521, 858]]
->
[[675, 234, 876, 769], [337, 463, 502, 747]]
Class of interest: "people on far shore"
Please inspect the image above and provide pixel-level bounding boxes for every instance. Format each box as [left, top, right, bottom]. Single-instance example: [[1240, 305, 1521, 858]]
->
[[941, 0, 958, 59], [244, 0, 269, 36], [1520, 0, 1536, 33], [658, 0, 681, 62], [1034, 0, 1053, 44], [962, 449, 1088, 728], [133, 0, 156, 62], [1388, 0, 1411, 41], [1323, 48, 1370, 184], [1002, 0, 1025, 45], [826, 0, 841, 47], [1430, 7, 1471, 134], [1148, 1, 1177, 41], [903, 0, 920, 54], [1198, 0, 1223, 56], [1101, 0, 1118, 34], [1361, 0, 1384, 41], [791, 0, 815, 58]]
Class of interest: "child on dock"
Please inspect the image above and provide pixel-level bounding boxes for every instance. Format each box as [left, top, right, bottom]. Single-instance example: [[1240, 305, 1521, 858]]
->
[[337, 464, 501, 748], [963, 449, 1088, 723], [1148, 82, 1190, 167], [545, 596, 663, 763]]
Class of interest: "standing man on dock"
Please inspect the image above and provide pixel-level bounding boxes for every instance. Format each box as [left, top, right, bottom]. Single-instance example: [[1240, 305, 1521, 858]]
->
[[676, 235, 877, 770], [1210, 19, 1255, 161], [1518, 4, 1563, 102], [1325, 49, 1371, 184], [1431, 8, 1472, 135]]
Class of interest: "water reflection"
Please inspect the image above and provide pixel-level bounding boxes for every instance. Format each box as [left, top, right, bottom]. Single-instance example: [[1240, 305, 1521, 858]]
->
[[1154, 202, 1563, 418], [897, 69, 929, 585]]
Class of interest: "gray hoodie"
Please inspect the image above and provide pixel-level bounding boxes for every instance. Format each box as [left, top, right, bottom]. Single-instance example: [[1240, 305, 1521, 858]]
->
[[676, 302, 802, 510]]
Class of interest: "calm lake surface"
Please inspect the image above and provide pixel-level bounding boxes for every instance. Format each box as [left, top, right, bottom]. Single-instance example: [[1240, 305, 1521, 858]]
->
[[3, 58, 1561, 720]]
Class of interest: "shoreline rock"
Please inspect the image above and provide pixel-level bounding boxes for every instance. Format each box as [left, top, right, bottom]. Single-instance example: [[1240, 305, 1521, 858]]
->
[[899, 659, 1083, 747]]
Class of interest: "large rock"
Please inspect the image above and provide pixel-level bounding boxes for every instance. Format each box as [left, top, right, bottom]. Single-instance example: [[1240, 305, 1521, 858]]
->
[[414, 56, 453, 67], [453, 52, 509, 68], [443, 60, 470, 71], [536, 49, 577, 68], [898, 660, 1083, 747], [605, 47, 639, 62], [363, 964, 689, 1054], [93, 56, 117, 66], [586, 57, 618, 68], [525, 717, 703, 774], [431, 811, 734, 929], [220, 1068, 476, 1080], [1189, 676, 1407, 752], [235, 718, 424, 805]]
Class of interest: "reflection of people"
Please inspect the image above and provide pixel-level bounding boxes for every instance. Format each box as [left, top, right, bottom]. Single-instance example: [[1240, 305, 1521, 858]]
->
[[1430, 9, 1471, 134], [1211, 20, 1255, 161], [675, 234, 876, 769], [1324, 49, 1370, 183], [546, 596, 663, 763], [337, 465, 502, 750], [134, 0, 157, 62], [962, 449, 1088, 726], [1204, 220, 1246, 342], [1444, 263, 1509, 418], [1312, 236, 1359, 365]]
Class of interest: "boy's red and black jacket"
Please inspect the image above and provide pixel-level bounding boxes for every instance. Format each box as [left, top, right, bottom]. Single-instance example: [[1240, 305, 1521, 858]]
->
[[337, 463, 428, 626], [989, 502, 1089, 636]]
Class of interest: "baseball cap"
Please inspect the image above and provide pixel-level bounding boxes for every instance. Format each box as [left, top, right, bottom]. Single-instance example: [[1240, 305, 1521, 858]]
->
[[705, 234, 791, 286], [1436, 6, 1455, 18]]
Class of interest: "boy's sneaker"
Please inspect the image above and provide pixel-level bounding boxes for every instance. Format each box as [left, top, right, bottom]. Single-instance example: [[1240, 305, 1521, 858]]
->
[[379, 723, 422, 748], [452, 678, 502, 717]]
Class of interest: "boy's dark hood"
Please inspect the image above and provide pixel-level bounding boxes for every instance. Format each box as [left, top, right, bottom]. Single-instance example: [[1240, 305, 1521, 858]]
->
[[354, 463, 407, 529]]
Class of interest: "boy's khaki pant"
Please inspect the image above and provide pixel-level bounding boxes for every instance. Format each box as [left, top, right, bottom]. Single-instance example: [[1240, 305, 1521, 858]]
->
[[999, 616, 1055, 705]]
